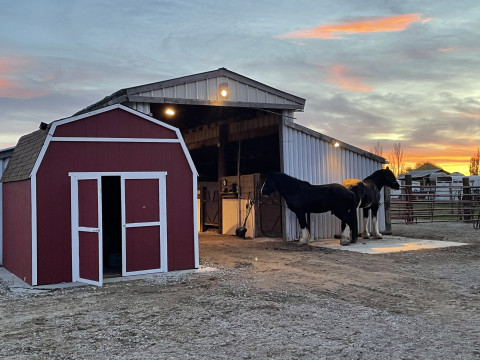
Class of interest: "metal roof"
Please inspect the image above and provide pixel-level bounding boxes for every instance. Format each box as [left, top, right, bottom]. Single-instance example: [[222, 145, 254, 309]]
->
[[0, 146, 15, 160], [74, 68, 306, 116]]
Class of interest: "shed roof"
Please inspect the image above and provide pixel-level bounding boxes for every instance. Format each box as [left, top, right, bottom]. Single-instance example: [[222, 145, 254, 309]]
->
[[74, 68, 306, 116], [1, 129, 49, 182]]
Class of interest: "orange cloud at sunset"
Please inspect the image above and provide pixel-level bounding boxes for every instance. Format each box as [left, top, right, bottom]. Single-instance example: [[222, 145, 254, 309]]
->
[[327, 65, 372, 92], [278, 14, 430, 39]]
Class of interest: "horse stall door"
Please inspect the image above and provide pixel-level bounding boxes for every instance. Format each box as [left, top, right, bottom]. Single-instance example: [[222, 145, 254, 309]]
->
[[121, 173, 167, 276], [71, 176, 103, 286]]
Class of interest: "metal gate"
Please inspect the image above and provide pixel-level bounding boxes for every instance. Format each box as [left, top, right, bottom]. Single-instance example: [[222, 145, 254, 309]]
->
[[390, 184, 480, 226]]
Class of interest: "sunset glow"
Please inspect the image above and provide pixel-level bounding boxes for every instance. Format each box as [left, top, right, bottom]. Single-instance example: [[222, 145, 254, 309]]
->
[[0, 56, 49, 99], [327, 65, 372, 92], [1, 2, 479, 178], [278, 14, 430, 39]]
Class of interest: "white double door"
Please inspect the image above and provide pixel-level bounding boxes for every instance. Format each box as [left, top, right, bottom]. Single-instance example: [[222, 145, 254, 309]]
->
[[70, 172, 167, 286]]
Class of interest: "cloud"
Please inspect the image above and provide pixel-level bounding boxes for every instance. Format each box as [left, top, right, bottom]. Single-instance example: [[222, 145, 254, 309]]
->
[[438, 47, 456, 52], [0, 56, 50, 99], [326, 65, 373, 92], [278, 14, 431, 40]]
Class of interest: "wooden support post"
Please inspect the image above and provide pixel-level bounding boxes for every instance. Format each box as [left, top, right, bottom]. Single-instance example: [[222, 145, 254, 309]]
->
[[384, 187, 392, 233], [405, 175, 413, 224], [217, 123, 229, 234], [462, 177, 471, 221]]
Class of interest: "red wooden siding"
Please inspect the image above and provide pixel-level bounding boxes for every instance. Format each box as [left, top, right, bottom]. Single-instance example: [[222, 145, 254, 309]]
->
[[34, 113, 194, 284], [79, 232, 99, 281], [78, 180, 98, 228], [125, 179, 159, 224], [2, 180, 32, 285], [54, 109, 177, 139], [126, 227, 161, 272]]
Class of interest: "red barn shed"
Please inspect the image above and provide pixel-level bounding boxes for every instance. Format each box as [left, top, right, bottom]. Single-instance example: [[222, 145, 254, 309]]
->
[[1, 104, 198, 286]]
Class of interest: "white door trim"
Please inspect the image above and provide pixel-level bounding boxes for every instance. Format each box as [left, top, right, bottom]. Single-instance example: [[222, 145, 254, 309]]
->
[[70, 174, 103, 286]]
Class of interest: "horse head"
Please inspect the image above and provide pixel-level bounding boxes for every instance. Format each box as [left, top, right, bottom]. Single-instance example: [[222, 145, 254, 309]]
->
[[384, 167, 400, 190], [261, 173, 276, 196]]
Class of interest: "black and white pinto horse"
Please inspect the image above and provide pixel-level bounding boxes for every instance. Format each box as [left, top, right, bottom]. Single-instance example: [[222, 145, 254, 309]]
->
[[261, 172, 358, 245], [342, 168, 400, 239]]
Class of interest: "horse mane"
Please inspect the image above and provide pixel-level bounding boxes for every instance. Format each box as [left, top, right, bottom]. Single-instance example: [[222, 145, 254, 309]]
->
[[364, 168, 397, 191], [271, 172, 311, 194]]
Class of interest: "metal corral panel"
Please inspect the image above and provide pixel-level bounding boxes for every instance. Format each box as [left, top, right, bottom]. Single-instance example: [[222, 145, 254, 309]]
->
[[281, 112, 386, 241]]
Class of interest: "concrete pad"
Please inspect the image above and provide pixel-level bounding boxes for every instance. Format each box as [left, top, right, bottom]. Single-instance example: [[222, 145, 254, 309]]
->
[[310, 235, 469, 254]]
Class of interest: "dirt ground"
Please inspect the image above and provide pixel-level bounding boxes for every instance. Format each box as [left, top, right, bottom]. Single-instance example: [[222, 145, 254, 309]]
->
[[1, 222, 479, 359]]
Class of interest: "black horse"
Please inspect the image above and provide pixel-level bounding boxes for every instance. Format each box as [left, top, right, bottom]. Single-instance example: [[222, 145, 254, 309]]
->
[[261, 172, 358, 245], [342, 168, 400, 239]]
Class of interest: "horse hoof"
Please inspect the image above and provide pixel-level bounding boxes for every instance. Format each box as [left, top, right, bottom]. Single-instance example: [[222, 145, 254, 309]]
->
[[374, 234, 383, 239], [340, 238, 350, 246], [299, 238, 307, 244]]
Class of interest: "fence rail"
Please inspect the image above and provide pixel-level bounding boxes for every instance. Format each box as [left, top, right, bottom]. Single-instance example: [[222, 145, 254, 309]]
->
[[389, 184, 480, 227]]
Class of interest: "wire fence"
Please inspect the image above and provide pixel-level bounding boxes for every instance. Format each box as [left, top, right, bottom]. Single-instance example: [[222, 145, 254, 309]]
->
[[389, 185, 480, 228]]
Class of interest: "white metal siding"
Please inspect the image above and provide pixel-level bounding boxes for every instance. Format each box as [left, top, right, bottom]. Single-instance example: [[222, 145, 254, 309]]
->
[[138, 75, 300, 106], [130, 102, 151, 115], [281, 112, 384, 241]]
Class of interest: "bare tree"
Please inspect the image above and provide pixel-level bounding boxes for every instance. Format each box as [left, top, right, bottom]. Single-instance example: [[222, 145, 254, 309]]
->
[[371, 141, 383, 157], [388, 142, 405, 177], [469, 147, 480, 175]]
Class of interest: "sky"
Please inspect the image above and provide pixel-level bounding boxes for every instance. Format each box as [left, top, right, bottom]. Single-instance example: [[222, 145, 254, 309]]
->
[[1, 0, 479, 175]]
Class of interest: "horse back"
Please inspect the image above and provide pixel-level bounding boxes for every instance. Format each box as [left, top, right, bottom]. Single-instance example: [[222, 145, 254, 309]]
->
[[302, 183, 356, 214], [342, 178, 361, 189]]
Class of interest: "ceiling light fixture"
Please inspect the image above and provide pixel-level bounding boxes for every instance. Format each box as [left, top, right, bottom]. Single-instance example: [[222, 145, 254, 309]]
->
[[165, 108, 175, 116]]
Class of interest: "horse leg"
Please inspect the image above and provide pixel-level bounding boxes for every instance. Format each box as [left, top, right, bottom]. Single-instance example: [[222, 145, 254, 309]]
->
[[362, 208, 371, 239], [349, 208, 359, 244], [335, 207, 355, 246], [295, 211, 310, 244], [340, 223, 351, 246], [370, 206, 382, 239]]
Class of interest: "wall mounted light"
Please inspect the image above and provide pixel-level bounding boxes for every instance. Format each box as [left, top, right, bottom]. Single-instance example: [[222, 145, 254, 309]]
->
[[218, 82, 229, 99], [333, 140, 340, 148]]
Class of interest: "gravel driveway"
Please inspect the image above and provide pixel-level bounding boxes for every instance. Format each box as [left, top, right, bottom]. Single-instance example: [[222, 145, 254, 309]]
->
[[1, 222, 479, 359]]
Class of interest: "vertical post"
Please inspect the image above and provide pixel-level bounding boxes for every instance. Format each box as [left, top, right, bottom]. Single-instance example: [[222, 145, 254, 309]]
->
[[279, 111, 288, 241], [199, 187, 205, 232], [217, 123, 229, 234], [462, 177, 471, 221], [405, 175, 413, 224], [384, 187, 392, 233]]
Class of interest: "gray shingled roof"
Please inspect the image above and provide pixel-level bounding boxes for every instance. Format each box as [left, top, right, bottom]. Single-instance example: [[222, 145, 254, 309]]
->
[[0, 128, 49, 183]]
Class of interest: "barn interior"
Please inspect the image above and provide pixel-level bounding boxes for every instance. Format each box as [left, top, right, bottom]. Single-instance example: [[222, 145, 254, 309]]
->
[[149, 103, 284, 236], [150, 104, 282, 180]]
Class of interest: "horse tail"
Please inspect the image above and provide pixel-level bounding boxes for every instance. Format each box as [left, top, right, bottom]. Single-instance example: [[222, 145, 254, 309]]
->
[[347, 190, 359, 241]]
